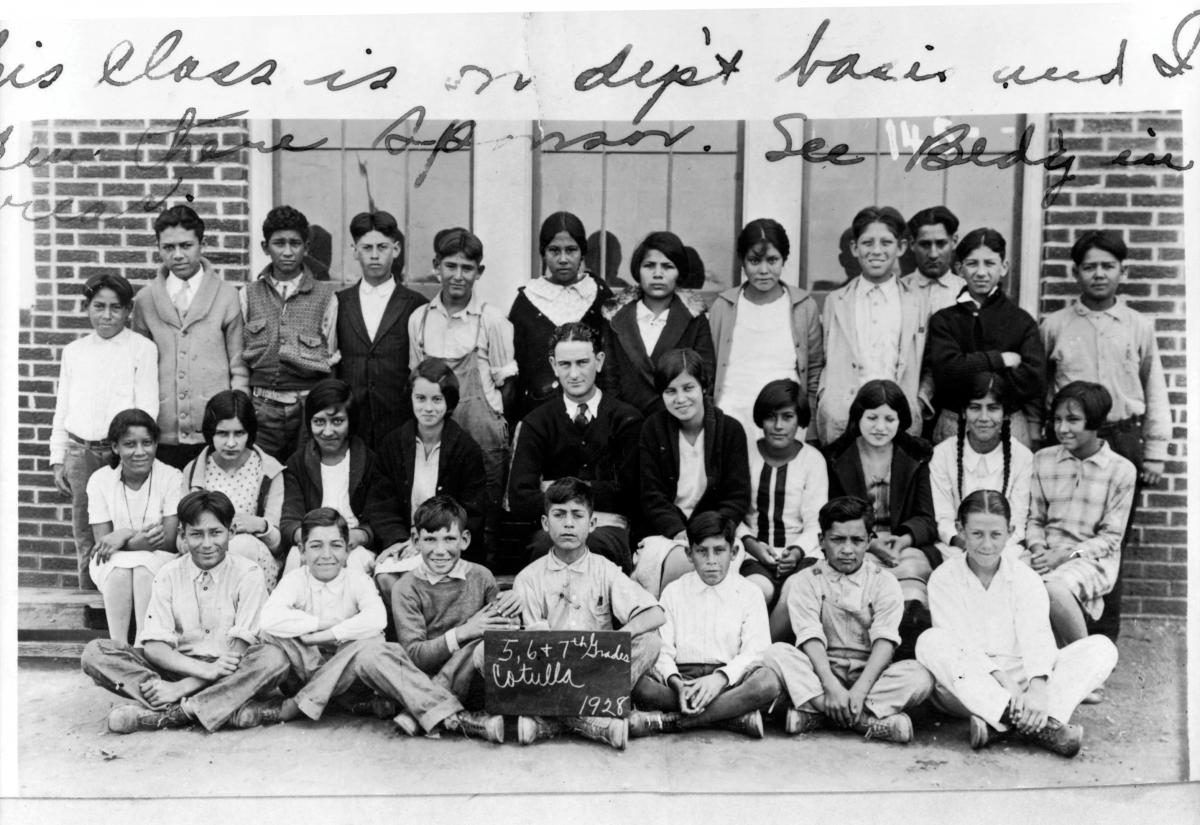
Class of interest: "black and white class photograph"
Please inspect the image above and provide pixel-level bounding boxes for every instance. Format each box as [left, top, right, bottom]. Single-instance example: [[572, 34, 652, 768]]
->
[[1, 3, 1196, 822]]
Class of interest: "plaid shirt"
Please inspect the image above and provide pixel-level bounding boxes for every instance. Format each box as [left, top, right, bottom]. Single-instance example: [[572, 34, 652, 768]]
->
[[1026, 443, 1136, 578]]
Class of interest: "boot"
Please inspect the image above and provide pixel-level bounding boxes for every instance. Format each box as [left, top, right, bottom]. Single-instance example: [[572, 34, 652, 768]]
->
[[785, 706, 824, 735], [1021, 718, 1083, 758], [562, 715, 629, 750], [719, 710, 764, 739], [445, 711, 505, 744], [628, 710, 682, 738], [230, 699, 284, 729], [517, 715, 562, 745], [853, 711, 913, 744], [107, 703, 192, 734]]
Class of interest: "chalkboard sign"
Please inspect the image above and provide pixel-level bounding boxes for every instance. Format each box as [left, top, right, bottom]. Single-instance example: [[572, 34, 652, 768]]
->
[[483, 630, 632, 718]]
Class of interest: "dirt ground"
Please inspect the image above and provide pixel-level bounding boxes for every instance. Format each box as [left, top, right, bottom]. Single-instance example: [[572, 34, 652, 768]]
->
[[14, 618, 1189, 800]]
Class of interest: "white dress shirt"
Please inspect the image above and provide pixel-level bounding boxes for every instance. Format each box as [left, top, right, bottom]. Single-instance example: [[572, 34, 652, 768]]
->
[[410, 438, 441, 517], [655, 570, 770, 685], [358, 277, 396, 341], [929, 436, 1034, 546], [49, 328, 160, 464], [635, 301, 670, 356], [166, 269, 204, 317], [260, 566, 386, 642], [319, 453, 359, 529], [928, 554, 1058, 681], [675, 431, 707, 519], [562, 388, 603, 424]]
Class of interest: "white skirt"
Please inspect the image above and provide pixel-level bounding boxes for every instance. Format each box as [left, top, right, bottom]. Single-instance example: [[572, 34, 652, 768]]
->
[[89, 550, 179, 592]]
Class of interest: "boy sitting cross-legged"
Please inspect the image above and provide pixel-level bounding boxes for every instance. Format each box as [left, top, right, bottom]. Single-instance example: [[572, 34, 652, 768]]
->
[[762, 496, 934, 744], [246, 507, 503, 742], [80, 490, 290, 734], [629, 511, 782, 739], [511, 477, 665, 750], [390, 495, 520, 714]]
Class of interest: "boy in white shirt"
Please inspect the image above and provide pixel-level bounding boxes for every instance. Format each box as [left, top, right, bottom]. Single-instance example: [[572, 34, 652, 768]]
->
[[629, 511, 781, 739], [917, 490, 1117, 756], [51, 273, 159, 589], [246, 507, 503, 742]]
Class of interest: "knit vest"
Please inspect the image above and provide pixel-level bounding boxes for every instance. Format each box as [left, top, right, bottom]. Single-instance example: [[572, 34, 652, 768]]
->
[[243, 271, 335, 390]]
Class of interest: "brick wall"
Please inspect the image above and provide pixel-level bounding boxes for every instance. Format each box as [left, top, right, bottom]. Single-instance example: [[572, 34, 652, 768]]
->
[[17, 119, 252, 588], [1039, 111, 1187, 617]]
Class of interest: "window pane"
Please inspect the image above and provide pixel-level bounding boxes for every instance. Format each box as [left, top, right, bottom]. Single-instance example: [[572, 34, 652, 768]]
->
[[669, 154, 738, 289]]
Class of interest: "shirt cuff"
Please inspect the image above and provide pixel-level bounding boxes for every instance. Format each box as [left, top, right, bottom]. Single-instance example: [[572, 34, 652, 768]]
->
[[228, 628, 258, 647], [492, 361, 519, 384], [444, 628, 461, 654], [1143, 440, 1169, 462]]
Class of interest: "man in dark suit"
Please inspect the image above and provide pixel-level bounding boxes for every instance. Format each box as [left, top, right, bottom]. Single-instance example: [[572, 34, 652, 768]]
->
[[335, 211, 428, 449]]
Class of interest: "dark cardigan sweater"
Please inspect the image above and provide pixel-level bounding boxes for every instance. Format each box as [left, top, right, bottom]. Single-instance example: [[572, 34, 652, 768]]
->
[[506, 391, 643, 520], [280, 436, 407, 553], [924, 290, 1046, 421], [639, 404, 751, 539], [507, 275, 614, 421], [605, 295, 717, 416], [335, 281, 428, 449], [823, 438, 940, 566], [374, 418, 489, 543]]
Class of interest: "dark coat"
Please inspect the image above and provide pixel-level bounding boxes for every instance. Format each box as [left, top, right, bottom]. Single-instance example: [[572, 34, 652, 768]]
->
[[823, 440, 939, 555], [639, 404, 751, 539], [924, 290, 1046, 422], [280, 436, 407, 553], [606, 295, 717, 416], [506, 392, 643, 520], [335, 282, 428, 449], [375, 418, 489, 542]]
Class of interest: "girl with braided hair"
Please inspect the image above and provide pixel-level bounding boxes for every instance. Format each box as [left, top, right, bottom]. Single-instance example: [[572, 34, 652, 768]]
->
[[930, 372, 1033, 562]]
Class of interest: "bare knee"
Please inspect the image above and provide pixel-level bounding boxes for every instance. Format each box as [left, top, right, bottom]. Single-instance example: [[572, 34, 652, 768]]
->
[[744, 667, 782, 705]]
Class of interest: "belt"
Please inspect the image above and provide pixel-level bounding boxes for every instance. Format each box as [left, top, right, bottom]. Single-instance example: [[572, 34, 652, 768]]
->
[[68, 432, 110, 451], [251, 386, 307, 405]]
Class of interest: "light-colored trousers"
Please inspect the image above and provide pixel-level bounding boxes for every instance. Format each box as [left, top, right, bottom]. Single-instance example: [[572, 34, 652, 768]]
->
[[915, 628, 1117, 729], [761, 641, 934, 718], [263, 634, 463, 732]]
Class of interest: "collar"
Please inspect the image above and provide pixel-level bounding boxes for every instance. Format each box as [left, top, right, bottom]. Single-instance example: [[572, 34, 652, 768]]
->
[[430, 290, 481, 318], [1071, 296, 1125, 320], [305, 566, 349, 591], [414, 558, 469, 585], [961, 440, 998, 475], [166, 268, 204, 297], [563, 389, 603, 420], [545, 548, 591, 572], [184, 554, 229, 581], [635, 300, 669, 325], [682, 568, 737, 598], [958, 552, 1016, 589], [360, 276, 397, 299], [527, 274, 597, 302], [856, 275, 899, 298], [958, 285, 1001, 309], [414, 436, 442, 456], [90, 327, 132, 346], [1053, 442, 1113, 469], [814, 557, 869, 586]]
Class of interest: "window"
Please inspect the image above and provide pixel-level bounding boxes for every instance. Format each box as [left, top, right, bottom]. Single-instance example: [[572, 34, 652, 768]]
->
[[273, 119, 474, 287], [799, 115, 1025, 300], [533, 120, 743, 292]]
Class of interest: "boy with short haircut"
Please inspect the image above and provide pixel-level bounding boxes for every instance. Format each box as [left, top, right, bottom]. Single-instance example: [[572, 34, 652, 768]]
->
[[507, 323, 643, 570], [1027, 382, 1136, 645], [80, 490, 290, 733], [51, 273, 160, 590], [241, 205, 339, 461], [900, 205, 967, 320], [409, 227, 517, 537], [391, 495, 520, 706], [511, 477, 665, 749], [762, 496, 934, 744], [133, 205, 249, 469], [1040, 230, 1169, 635], [336, 210, 427, 449], [629, 511, 781, 739], [251, 507, 502, 741]]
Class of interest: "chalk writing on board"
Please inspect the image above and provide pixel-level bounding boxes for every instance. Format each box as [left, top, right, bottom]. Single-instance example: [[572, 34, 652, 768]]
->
[[484, 630, 631, 718]]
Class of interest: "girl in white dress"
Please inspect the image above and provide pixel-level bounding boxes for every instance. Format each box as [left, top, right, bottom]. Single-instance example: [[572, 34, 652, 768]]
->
[[87, 409, 183, 641]]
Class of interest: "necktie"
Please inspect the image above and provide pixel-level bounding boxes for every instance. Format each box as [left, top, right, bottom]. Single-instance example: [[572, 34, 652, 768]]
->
[[573, 403, 589, 428], [173, 283, 190, 321]]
